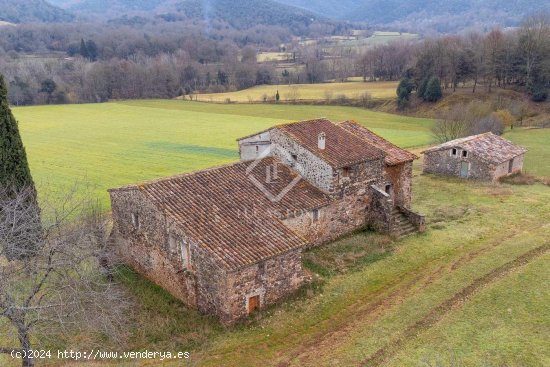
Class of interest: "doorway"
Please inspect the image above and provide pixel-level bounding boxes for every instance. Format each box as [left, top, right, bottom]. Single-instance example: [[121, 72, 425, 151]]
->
[[460, 161, 469, 178], [248, 295, 260, 314], [508, 158, 514, 174]]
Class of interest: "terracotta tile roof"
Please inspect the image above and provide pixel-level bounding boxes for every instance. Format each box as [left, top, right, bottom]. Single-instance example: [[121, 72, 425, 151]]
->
[[277, 118, 385, 168], [339, 121, 417, 165], [117, 157, 330, 271], [422, 132, 528, 165]]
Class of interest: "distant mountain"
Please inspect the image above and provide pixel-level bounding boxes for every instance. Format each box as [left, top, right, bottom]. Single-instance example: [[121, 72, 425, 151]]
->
[[0, 0, 74, 23], [278, 0, 550, 32], [47, 0, 323, 29]]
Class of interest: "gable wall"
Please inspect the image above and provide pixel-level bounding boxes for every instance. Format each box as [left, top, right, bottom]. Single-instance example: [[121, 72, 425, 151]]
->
[[223, 249, 306, 322], [238, 131, 272, 161], [493, 154, 524, 180], [270, 128, 335, 192]]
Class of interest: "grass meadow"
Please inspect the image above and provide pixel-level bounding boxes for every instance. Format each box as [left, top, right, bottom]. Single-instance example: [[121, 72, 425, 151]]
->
[[2, 100, 548, 366], [13, 100, 432, 205], [193, 81, 398, 102]]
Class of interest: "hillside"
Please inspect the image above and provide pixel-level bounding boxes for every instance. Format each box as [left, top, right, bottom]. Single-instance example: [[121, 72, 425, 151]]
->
[[47, 0, 324, 29], [0, 0, 74, 23], [278, 0, 550, 32]]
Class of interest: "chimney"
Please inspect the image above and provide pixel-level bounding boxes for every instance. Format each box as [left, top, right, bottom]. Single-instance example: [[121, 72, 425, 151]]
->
[[318, 132, 326, 150]]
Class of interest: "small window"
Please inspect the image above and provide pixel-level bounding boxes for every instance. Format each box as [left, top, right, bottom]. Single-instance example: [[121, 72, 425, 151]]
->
[[312, 208, 320, 222], [508, 158, 514, 173], [451, 148, 457, 156], [342, 166, 351, 177], [255, 145, 259, 153], [291, 153, 297, 161], [131, 213, 140, 229], [462, 150, 468, 157], [385, 184, 392, 194], [168, 234, 177, 255], [180, 241, 190, 269]]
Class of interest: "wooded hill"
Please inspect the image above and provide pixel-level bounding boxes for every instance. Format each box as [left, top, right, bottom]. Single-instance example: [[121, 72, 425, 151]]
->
[[0, 0, 73, 23], [278, 0, 550, 32]]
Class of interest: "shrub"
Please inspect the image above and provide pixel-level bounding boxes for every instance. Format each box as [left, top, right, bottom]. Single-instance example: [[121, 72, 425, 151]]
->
[[470, 115, 504, 135], [396, 78, 414, 110]]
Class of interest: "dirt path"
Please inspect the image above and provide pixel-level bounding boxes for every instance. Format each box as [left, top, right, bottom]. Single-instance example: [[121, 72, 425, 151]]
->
[[278, 224, 547, 366], [359, 242, 550, 367]]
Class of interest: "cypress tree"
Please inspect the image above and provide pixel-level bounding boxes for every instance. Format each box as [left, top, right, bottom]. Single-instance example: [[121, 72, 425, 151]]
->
[[80, 39, 89, 59], [0, 74, 41, 260], [0, 75, 35, 190]]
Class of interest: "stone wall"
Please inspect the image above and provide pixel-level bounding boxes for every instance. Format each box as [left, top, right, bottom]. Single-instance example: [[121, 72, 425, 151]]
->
[[383, 162, 412, 208], [368, 185, 393, 233], [423, 148, 493, 180], [224, 249, 306, 321], [332, 159, 384, 197], [493, 154, 524, 180], [270, 128, 335, 192], [109, 188, 229, 316], [238, 130, 272, 161], [283, 191, 369, 246]]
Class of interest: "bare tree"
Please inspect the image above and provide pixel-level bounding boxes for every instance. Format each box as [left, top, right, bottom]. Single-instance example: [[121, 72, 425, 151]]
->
[[0, 186, 128, 367], [431, 105, 472, 143]]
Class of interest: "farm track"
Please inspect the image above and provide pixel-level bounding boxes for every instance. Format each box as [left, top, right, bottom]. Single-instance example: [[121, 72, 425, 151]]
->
[[359, 242, 550, 367], [279, 223, 549, 366]]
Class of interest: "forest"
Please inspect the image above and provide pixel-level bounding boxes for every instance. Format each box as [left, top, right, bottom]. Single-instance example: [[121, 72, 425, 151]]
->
[[0, 12, 549, 106]]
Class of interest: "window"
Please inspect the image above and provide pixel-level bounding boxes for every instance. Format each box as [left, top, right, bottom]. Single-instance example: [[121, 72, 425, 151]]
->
[[131, 213, 140, 229], [291, 153, 297, 161], [508, 158, 514, 173], [168, 234, 177, 255], [180, 240, 190, 269], [342, 166, 351, 178], [255, 145, 259, 153], [312, 209, 320, 222], [385, 184, 392, 194], [462, 150, 468, 157], [451, 148, 457, 156]]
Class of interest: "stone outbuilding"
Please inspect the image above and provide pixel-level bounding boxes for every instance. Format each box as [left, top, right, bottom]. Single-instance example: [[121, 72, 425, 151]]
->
[[422, 132, 527, 181], [109, 118, 424, 324]]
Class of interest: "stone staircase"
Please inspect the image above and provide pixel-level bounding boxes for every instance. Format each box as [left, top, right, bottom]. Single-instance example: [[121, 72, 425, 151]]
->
[[391, 207, 418, 237]]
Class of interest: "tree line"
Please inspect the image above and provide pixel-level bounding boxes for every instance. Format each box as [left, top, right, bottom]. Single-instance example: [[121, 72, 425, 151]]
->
[[1, 15, 549, 106]]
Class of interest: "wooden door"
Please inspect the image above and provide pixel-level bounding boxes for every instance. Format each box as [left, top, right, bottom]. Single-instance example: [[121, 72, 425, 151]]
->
[[248, 295, 259, 314], [460, 161, 469, 178]]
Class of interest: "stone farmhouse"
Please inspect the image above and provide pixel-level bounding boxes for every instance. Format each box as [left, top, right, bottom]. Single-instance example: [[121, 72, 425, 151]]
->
[[422, 132, 527, 181], [108, 118, 424, 324]]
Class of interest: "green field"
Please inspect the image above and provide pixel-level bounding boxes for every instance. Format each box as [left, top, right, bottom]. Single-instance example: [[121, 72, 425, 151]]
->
[[194, 81, 398, 102], [13, 100, 432, 205], [504, 128, 550, 177], [256, 52, 293, 63]]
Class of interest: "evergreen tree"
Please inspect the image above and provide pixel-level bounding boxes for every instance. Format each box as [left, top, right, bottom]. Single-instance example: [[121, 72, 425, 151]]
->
[[0, 75, 35, 190], [424, 77, 443, 102], [417, 77, 429, 100], [0, 74, 41, 259], [396, 78, 414, 110], [85, 40, 98, 61], [79, 39, 89, 59], [275, 90, 280, 102]]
